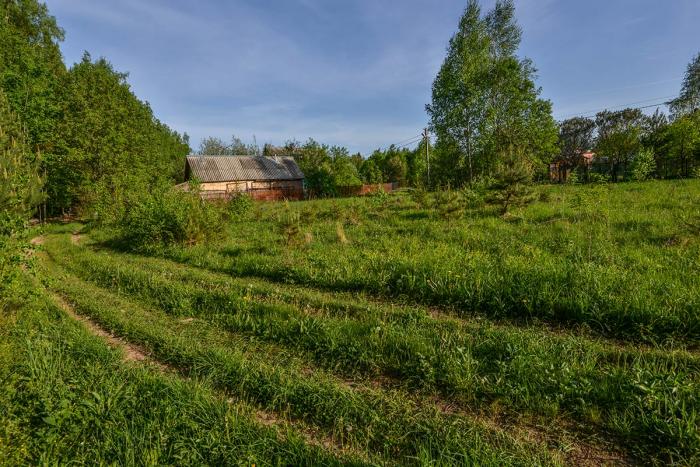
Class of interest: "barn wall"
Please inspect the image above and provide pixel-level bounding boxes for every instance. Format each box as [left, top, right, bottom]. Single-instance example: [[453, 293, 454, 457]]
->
[[199, 179, 304, 201]]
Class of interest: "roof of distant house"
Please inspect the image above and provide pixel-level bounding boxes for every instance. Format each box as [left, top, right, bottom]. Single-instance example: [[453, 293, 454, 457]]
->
[[185, 155, 304, 182]]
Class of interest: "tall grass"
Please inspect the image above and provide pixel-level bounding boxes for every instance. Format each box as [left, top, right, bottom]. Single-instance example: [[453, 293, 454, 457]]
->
[[0, 278, 348, 465], [43, 231, 700, 463], [162, 181, 700, 346], [38, 256, 559, 465]]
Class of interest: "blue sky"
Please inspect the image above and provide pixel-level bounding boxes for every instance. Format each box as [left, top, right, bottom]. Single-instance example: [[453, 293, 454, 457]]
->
[[45, 0, 700, 155]]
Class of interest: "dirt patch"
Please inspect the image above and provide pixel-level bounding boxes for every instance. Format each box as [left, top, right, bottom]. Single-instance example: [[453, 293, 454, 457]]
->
[[50, 292, 162, 367], [30, 236, 45, 246], [71, 232, 83, 245]]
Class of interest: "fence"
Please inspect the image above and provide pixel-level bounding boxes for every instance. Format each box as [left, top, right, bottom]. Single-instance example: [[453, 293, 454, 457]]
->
[[197, 187, 303, 202], [337, 183, 399, 197]]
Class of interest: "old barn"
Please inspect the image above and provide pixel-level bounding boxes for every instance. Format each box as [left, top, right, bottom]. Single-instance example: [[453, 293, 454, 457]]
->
[[184, 155, 305, 201]]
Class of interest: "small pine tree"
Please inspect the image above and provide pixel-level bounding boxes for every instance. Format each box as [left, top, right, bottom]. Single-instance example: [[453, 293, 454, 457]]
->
[[489, 148, 534, 215]]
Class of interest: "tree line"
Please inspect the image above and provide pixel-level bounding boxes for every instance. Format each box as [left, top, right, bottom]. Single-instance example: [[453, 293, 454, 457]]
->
[[200, 0, 700, 197], [197, 135, 431, 197], [0, 0, 189, 220], [2, 0, 700, 240], [426, 0, 700, 188]]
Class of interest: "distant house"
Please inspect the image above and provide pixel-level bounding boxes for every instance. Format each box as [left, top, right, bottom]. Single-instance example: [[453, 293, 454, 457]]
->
[[183, 155, 305, 201], [549, 151, 595, 183]]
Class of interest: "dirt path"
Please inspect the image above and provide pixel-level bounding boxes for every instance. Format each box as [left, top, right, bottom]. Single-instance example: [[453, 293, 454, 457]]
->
[[44, 283, 370, 463], [50, 292, 154, 365], [71, 232, 82, 245]]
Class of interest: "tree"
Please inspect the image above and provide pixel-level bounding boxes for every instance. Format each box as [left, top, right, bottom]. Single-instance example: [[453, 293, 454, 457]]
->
[[199, 135, 257, 155], [594, 109, 645, 181], [427, 0, 557, 186], [670, 53, 700, 118], [0, 88, 44, 298], [289, 139, 334, 197], [45, 53, 189, 213], [556, 117, 596, 180], [0, 89, 43, 232], [406, 139, 428, 187], [198, 137, 228, 155], [663, 113, 700, 178], [0, 0, 66, 152], [629, 148, 656, 181], [360, 159, 382, 184], [427, 0, 490, 184], [489, 146, 534, 215]]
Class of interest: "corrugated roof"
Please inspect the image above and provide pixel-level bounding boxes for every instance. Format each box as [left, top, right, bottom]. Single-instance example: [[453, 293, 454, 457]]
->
[[186, 155, 304, 182]]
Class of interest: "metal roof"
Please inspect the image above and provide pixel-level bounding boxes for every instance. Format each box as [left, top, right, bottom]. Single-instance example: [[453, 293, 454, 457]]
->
[[186, 155, 304, 182]]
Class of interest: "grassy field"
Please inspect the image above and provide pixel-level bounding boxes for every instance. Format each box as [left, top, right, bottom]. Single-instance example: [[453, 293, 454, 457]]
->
[[3, 180, 699, 465]]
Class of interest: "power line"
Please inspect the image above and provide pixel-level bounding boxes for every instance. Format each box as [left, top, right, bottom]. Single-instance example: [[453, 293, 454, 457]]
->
[[556, 95, 675, 121], [394, 137, 423, 149], [386, 134, 423, 148]]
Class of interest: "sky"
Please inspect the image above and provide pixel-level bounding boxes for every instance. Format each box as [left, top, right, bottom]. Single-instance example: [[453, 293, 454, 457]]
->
[[45, 0, 700, 155]]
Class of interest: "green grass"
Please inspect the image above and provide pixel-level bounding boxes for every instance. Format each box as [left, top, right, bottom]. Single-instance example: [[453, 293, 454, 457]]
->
[[161, 181, 700, 347], [37, 248, 561, 465], [0, 278, 351, 465], [40, 229, 700, 464], [3, 180, 700, 465]]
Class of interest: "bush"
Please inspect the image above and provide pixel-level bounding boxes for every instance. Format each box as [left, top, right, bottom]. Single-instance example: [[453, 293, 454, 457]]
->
[[118, 188, 223, 252], [589, 172, 610, 184], [226, 193, 253, 220], [488, 150, 534, 215], [630, 148, 656, 181]]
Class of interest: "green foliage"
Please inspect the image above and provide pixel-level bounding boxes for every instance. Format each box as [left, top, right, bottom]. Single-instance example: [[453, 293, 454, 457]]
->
[[113, 188, 224, 252], [45, 54, 189, 214], [359, 158, 382, 184], [662, 113, 700, 178], [0, 0, 65, 151], [331, 150, 363, 188], [198, 135, 258, 156], [670, 52, 700, 118], [594, 108, 645, 181], [630, 148, 656, 181], [556, 117, 596, 175], [0, 89, 43, 301], [565, 169, 580, 184], [588, 172, 610, 183], [36, 182, 700, 463], [226, 193, 253, 220], [277, 203, 302, 246], [435, 189, 464, 220], [427, 0, 558, 186], [0, 284, 341, 465], [0, 90, 43, 231], [488, 148, 535, 214]]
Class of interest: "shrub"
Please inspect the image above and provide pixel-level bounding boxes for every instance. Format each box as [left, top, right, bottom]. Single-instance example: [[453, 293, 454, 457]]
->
[[435, 189, 463, 219], [488, 150, 534, 215], [118, 188, 223, 252], [589, 172, 610, 184], [630, 148, 656, 181], [566, 169, 580, 184], [226, 193, 253, 220], [460, 188, 485, 209], [410, 187, 431, 209], [277, 205, 301, 246]]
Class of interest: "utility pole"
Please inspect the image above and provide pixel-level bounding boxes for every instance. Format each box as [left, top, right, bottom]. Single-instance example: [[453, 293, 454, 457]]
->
[[423, 128, 430, 188]]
